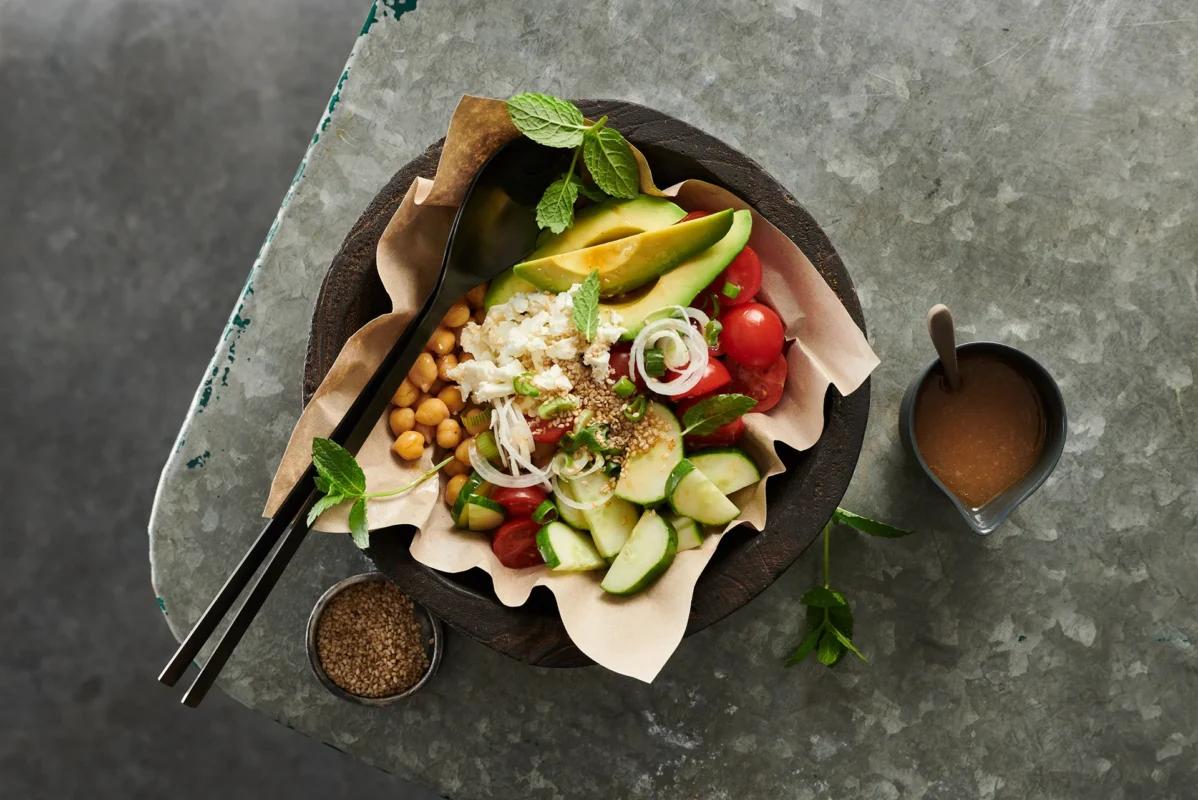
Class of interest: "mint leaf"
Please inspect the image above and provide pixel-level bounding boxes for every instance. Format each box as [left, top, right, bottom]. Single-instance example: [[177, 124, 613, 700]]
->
[[306, 493, 345, 527], [582, 126, 639, 199], [505, 93, 586, 148], [816, 631, 842, 666], [311, 437, 365, 496], [681, 393, 757, 435], [348, 497, 369, 549], [536, 174, 579, 234], [576, 178, 609, 203], [828, 625, 867, 662], [784, 625, 823, 666], [572, 270, 601, 341], [314, 474, 331, 494], [833, 508, 913, 538], [800, 586, 847, 608]]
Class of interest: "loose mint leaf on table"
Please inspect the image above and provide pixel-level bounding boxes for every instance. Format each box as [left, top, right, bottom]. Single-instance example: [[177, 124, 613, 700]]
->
[[572, 270, 601, 341], [800, 586, 847, 609], [505, 93, 587, 148], [832, 508, 913, 538], [312, 437, 366, 496], [784, 626, 823, 666], [348, 497, 370, 549], [816, 631, 842, 666], [828, 625, 867, 662], [536, 175, 580, 234], [681, 393, 757, 435], [583, 126, 640, 199]]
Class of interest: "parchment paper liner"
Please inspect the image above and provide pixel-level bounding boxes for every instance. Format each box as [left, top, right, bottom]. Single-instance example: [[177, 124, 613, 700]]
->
[[266, 96, 879, 682]]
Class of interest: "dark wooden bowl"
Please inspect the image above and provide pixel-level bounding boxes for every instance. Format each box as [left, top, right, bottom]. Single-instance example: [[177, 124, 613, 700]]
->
[[302, 100, 870, 668]]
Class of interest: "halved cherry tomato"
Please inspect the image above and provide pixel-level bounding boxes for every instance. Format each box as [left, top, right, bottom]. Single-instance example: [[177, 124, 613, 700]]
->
[[674, 396, 747, 448], [491, 518, 543, 569], [707, 246, 761, 307], [680, 210, 711, 222], [720, 302, 784, 368], [489, 486, 548, 517], [729, 354, 788, 413], [529, 416, 570, 444], [671, 358, 731, 400]]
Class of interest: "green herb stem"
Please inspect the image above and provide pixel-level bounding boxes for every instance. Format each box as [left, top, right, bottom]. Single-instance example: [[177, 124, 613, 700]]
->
[[363, 457, 453, 500]]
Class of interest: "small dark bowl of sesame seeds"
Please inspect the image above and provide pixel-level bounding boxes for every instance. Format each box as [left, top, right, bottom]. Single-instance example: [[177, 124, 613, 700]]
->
[[306, 572, 443, 705]]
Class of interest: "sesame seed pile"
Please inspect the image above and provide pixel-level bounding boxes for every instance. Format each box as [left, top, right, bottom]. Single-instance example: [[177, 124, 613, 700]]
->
[[315, 580, 430, 698], [559, 361, 671, 462]]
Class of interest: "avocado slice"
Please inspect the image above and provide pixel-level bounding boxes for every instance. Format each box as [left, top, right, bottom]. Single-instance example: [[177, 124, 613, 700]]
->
[[512, 210, 734, 297], [603, 209, 752, 340], [483, 196, 686, 309]]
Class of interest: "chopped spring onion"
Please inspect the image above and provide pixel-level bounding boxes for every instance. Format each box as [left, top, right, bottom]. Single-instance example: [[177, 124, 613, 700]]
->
[[704, 319, 722, 348], [533, 499, 558, 523], [461, 408, 491, 436], [642, 347, 666, 377], [537, 396, 578, 419], [573, 409, 594, 431], [475, 431, 501, 462], [562, 424, 622, 456], [513, 373, 540, 397], [722, 281, 742, 299], [630, 306, 711, 396], [623, 395, 647, 422], [612, 376, 637, 398]]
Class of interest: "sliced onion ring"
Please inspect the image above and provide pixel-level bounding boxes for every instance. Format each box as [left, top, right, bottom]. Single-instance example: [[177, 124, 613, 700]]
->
[[469, 442, 551, 489], [551, 475, 613, 511], [631, 306, 710, 395]]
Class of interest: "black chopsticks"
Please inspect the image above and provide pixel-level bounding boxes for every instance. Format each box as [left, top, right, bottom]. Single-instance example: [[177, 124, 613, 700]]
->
[[159, 266, 452, 707]]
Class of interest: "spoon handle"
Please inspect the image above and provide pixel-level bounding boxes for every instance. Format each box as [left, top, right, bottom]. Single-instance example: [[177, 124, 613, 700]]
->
[[927, 304, 962, 390]]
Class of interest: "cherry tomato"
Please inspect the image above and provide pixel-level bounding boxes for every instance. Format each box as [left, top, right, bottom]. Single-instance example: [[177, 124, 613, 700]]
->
[[679, 210, 711, 222], [491, 518, 544, 569], [707, 246, 762, 307], [489, 486, 548, 517], [720, 302, 784, 368], [671, 358, 731, 400], [729, 354, 788, 413], [608, 344, 644, 390], [674, 396, 747, 447], [529, 416, 570, 444]]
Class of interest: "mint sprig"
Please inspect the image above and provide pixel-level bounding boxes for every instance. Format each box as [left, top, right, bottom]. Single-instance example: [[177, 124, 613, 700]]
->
[[680, 393, 757, 435], [572, 270, 601, 341], [506, 93, 641, 232], [785, 508, 913, 668], [308, 437, 451, 550]]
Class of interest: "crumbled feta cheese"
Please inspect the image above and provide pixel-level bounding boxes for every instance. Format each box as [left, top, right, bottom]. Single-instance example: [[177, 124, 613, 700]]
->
[[448, 287, 625, 401]]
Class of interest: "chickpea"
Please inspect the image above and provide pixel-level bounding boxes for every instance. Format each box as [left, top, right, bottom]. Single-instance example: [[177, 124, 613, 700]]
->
[[415, 397, 449, 426], [427, 327, 456, 356], [442, 302, 471, 329], [455, 437, 473, 465], [445, 474, 469, 508], [414, 423, 435, 445], [409, 352, 437, 392], [436, 418, 463, 449], [465, 283, 487, 309], [388, 407, 416, 436], [391, 378, 419, 408], [392, 431, 425, 461], [437, 385, 465, 414], [443, 458, 469, 478], [436, 354, 458, 383]]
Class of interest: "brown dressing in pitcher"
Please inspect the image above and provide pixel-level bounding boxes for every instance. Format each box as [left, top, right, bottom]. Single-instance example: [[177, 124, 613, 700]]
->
[[913, 353, 1046, 508]]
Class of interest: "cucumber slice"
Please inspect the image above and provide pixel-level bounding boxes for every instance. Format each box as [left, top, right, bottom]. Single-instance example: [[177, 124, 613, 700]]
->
[[452, 472, 486, 527], [601, 510, 678, 595], [465, 495, 505, 531], [666, 460, 740, 526], [566, 472, 636, 558], [553, 483, 590, 530], [667, 514, 705, 551], [536, 521, 605, 572], [688, 447, 762, 495], [614, 402, 683, 505]]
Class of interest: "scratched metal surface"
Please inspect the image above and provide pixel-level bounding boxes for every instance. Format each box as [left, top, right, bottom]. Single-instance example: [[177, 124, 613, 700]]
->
[[150, 1, 1197, 797]]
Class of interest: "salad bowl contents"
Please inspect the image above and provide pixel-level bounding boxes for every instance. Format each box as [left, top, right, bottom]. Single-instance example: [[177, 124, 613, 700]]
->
[[382, 189, 783, 595], [294, 95, 875, 671]]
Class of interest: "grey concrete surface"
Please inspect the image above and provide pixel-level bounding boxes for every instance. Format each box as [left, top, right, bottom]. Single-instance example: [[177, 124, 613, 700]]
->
[[1, 1, 432, 797]]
